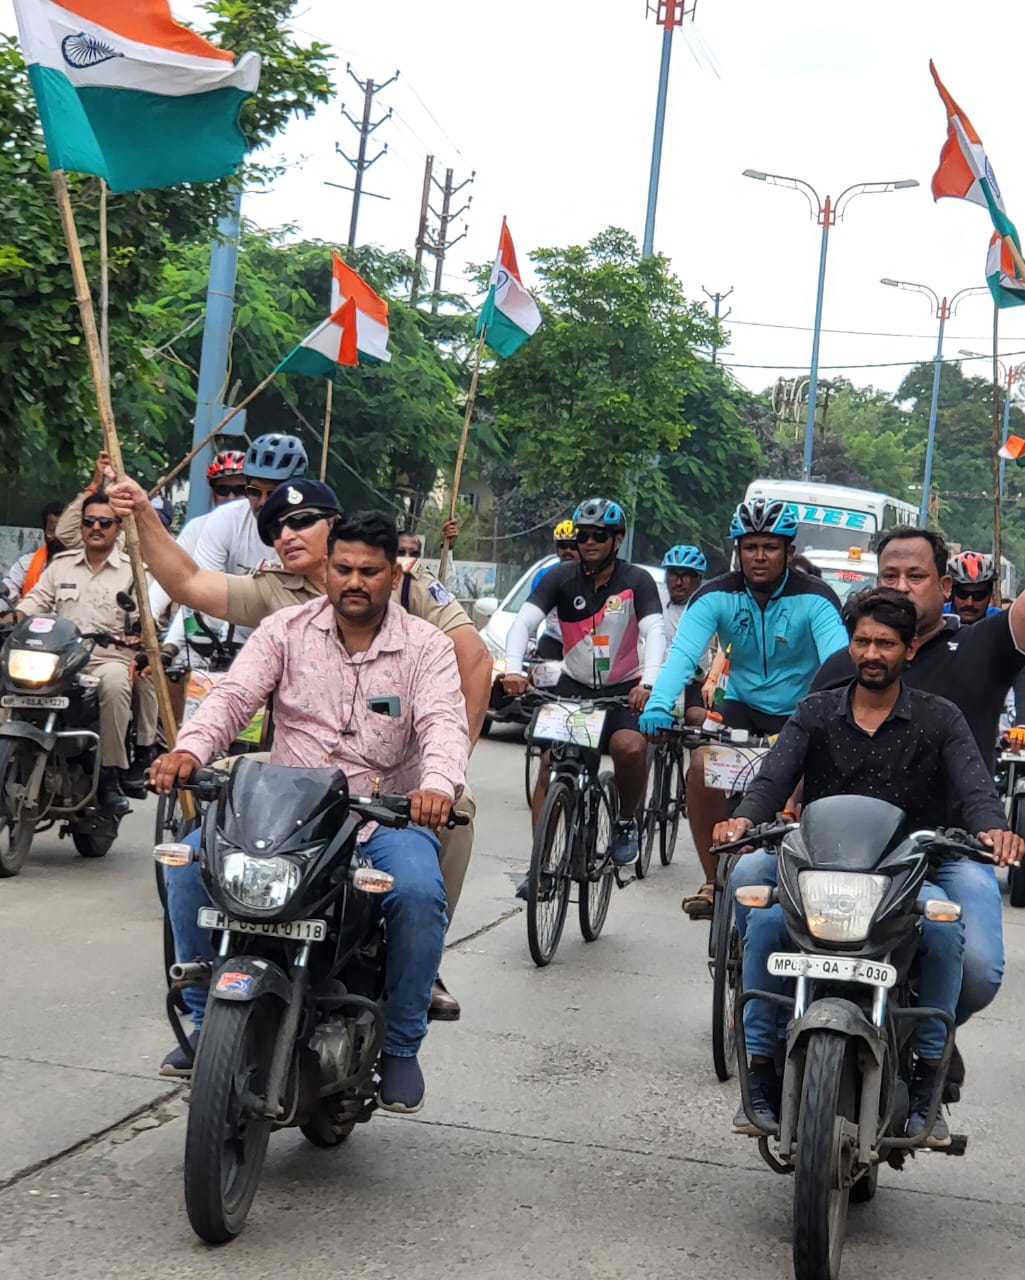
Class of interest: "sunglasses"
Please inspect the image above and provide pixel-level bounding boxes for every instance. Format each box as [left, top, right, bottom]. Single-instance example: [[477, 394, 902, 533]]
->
[[81, 515, 119, 530], [245, 484, 278, 500], [271, 510, 331, 539], [212, 483, 246, 498], [555, 539, 577, 551], [575, 529, 612, 545], [952, 584, 992, 601]]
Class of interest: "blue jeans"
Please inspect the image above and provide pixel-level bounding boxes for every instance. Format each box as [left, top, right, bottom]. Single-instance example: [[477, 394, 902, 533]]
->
[[731, 853, 970, 1060], [165, 825, 447, 1057]]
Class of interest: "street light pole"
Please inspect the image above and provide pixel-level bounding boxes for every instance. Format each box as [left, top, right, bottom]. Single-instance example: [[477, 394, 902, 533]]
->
[[744, 171, 918, 481], [882, 279, 987, 525], [642, 2, 692, 258]]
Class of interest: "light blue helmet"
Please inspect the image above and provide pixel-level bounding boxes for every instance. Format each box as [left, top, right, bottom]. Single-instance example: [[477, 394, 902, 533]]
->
[[729, 499, 799, 542], [243, 433, 308, 481], [572, 496, 626, 533], [662, 545, 707, 573]]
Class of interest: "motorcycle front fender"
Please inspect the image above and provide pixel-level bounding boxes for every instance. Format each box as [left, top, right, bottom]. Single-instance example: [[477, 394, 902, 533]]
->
[[209, 955, 293, 1006], [0, 720, 55, 754], [786, 997, 886, 1066]]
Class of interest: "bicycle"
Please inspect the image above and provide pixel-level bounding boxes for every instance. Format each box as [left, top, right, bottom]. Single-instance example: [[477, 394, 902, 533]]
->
[[638, 731, 688, 877], [524, 693, 632, 967]]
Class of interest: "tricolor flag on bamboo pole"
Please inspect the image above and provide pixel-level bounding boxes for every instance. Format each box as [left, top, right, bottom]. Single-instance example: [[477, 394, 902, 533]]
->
[[12, 0, 260, 192], [986, 231, 1025, 309], [275, 300, 359, 378], [331, 252, 392, 362], [476, 218, 542, 357], [998, 434, 1025, 463]]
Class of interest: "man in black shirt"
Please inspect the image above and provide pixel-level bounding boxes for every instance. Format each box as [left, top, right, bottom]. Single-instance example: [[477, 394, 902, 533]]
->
[[716, 589, 1018, 1141], [807, 526, 1024, 1031]]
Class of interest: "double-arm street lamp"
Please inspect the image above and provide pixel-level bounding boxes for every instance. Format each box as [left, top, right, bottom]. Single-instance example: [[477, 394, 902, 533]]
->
[[744, 171, 919, 481], [880, 279, 987, 524]]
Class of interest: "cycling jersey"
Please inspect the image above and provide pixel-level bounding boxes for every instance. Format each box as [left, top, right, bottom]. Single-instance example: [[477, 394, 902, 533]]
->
[[531, 562, 561, 650], [506, 559, 665, 687], [647, 569, 846, 719]]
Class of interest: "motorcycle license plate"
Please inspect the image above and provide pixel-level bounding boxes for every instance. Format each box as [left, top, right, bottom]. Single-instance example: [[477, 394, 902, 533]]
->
[[197, 908, 326, 942], [0, 694, 69, 709], [767, 952, 897, 989]]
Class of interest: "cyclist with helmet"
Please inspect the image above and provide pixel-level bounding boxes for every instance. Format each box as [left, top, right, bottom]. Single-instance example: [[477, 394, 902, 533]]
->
[[205, 450, 248, 506], [502, 497, 666, 866], [640, 498, 847, 918], [945, 551, 1002, 625], [662, 544, 712, 724], [530, 520, 581, 660]]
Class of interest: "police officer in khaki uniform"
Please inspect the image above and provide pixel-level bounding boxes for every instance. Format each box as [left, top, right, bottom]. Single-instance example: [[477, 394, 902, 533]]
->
[[108, 476, 492, 1022], [18, 492, 154, 814]]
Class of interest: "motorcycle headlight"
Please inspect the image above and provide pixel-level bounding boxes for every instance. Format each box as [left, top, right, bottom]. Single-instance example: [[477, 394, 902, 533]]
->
[[8, 650, 59, 686], [799, 870, 888, 943], [222, 851, 301, 911]]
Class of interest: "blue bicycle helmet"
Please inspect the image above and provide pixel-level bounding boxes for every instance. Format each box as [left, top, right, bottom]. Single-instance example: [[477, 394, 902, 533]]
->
[[243, 433, 308, 481], [662, 545, 707, 573], [572, 496, 626, 533], [729, 499, 799, 541]]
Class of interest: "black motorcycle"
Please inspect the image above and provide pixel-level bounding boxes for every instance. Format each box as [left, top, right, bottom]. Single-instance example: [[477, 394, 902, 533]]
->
[[156, 758, 466, 1243], [0, 601, 131, 874], [723, 795, 987, 1280]]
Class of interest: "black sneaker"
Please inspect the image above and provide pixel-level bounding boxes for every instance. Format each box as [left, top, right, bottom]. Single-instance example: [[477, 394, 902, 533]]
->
[[98, 767, 130, 817], [943, 1043, 965, 1104], [609, 819, 639, 867], [907, 1064, 951, 1147], [160, 1030, 199, 1078], [732, 1060, 780, 1135], [122, 744, 159, 800]]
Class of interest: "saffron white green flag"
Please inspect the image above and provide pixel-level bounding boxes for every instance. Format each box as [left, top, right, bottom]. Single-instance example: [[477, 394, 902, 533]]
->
[[331, 253, 391, 362], [986, 231, 1025, 309], [275, 300, 358, 378], [12, 0, 260, 192], [476, 218, 541, 357]]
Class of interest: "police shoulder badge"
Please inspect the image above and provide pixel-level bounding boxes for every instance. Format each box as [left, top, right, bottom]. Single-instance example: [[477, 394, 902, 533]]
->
[[428, 581, 454, 605]]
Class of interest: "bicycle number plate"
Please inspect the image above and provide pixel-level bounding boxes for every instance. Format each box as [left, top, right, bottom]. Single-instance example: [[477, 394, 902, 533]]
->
[[197, 908, 326, 942], [767, 952, 897, 989], [703, 744, 768, 793], [0, 694, 69, 709], [532, 702, 607, 748]]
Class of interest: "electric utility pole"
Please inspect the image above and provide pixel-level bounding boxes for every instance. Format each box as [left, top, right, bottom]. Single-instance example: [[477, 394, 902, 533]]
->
[[335, 63, 398, 249], [420, 164, 474, 313], [410, 154, 434, 304], [702, 284, 733, 363], [642, 1, 695, 258]]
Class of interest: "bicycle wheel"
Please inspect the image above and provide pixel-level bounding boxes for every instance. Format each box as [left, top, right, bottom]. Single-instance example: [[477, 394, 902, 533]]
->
[[524, 740, 542, 810], [526, 780, 574, 967], [660, 750, 686, 866], [711, 887, 742, 1081], [637, 750, 662, 879], [580, 771, 616, 941]]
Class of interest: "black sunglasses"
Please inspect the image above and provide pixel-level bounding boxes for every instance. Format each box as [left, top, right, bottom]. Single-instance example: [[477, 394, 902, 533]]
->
[[575, 529, 612, 545], [212, 483, 246, 498], [245, 484, 277, 500], [555, 539, 577, 551], [952, 584, 992, 601], [82, 515, 119, 530], [271, 510, 332, 539]]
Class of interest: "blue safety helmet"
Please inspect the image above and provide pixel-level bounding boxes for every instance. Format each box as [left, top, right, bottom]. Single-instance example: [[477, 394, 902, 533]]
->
[[572, 496, 626, 533], [729, 499, 799, 542], [662, 545, 707, 573], [243, 433, 308, 481]]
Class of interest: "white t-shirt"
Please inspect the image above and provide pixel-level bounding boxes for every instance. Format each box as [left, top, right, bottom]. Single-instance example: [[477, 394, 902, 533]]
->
[[192, 498, 272, 578]]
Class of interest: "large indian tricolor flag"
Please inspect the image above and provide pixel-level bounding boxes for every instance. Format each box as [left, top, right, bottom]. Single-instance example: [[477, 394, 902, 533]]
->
[[986, 230, 1025, 309], [12, 0, 260, 192], [331, 252, 392, 363], [477, 218, 542, 357], [275, 300, 359, 379]]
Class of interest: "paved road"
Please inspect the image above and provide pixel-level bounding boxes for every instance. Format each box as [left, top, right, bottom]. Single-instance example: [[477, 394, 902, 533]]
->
[[2, 729, 1025, 1279]]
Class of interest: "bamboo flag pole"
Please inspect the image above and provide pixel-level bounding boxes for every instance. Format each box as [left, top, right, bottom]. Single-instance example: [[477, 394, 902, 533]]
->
[[439, 325, 487, 581], [51, 170, 193, 819], [146, 370, 278, 497], [99, 179, 110, 398], [992, 302, 1003, 602], [319, 379, 334, 482]]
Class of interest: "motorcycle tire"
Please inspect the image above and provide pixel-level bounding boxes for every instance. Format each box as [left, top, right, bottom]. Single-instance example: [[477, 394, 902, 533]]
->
[[526, 779, 574, 967], [579, 772, 616, 942], [792, 1031, 856, 1280], [184, 997, 277, 1243], [637, 751, 661, 880], [73, 833, 113, 858], [0, 741, 37, 878]]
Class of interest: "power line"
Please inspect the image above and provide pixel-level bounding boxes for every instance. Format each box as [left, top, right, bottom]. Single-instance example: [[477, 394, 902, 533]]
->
[[725, 315, 1025, 342], [721, 348, 1025, 372]]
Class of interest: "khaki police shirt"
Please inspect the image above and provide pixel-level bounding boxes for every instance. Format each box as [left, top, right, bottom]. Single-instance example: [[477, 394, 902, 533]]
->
[[223, 556, 471, 634], [20, 546, 138, 660]]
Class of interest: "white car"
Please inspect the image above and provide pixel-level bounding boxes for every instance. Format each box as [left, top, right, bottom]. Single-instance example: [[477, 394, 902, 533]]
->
[[474, 556, 668, 733]]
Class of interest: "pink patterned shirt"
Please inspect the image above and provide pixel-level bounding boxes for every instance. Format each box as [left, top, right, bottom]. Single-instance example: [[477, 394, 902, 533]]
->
[[175, 597, 469, 809]]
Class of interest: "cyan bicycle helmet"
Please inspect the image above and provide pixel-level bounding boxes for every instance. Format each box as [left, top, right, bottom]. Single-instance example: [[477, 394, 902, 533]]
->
[[729, 499, 799, 541], [572, 496, 627, 533], [948, 550, 995, 587], [243, 433, 308, 481], [662, 545, 707, 573]]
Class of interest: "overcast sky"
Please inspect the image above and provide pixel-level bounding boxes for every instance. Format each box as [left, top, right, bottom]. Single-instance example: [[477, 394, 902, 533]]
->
[[5, 0, 1025, 401]]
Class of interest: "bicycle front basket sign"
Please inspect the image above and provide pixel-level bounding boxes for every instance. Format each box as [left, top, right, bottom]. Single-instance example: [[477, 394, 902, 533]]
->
[[703, 744, 769, 794], [532, 702, 607, 749]]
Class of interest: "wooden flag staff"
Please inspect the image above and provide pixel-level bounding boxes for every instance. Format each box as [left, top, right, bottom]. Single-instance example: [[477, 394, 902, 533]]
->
[[51, 170, 193, 819], [439, 325, 487, 581], [319, 380, 334, 482]]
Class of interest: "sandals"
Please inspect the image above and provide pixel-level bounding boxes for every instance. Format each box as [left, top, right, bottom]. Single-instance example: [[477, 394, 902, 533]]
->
[[682, 882, 714, 920]]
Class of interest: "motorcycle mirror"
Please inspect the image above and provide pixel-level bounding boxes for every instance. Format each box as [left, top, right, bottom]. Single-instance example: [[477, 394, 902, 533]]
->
[[116, 591, 136, 612]]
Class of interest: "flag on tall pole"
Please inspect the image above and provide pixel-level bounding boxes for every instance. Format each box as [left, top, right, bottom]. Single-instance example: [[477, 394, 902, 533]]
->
[[12, 0, 260, 192], [275, 300, 359, 377], [331, 252, 392, 362], [987, 231, 1025, 309], [477, 218, 542, 357]]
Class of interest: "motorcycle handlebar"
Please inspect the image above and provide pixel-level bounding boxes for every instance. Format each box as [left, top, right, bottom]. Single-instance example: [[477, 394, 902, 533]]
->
[[710, 820, 797, 856], [913, 827, 996, 864]]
